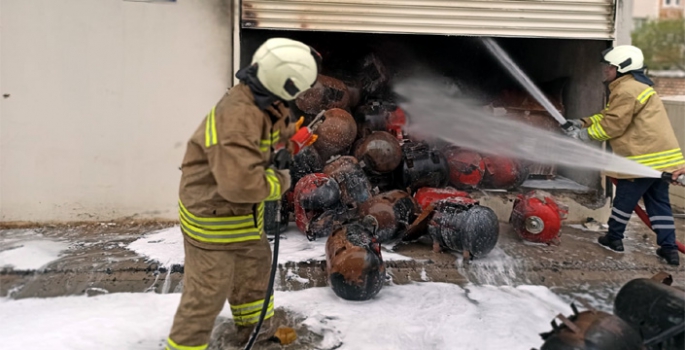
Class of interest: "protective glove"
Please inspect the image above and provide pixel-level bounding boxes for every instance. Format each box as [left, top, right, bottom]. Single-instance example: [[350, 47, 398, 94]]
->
[[272, 148, 292, 170], [565, 127, 590, 142], [289, 116, 319, 155], [567, 119, 583, 129]]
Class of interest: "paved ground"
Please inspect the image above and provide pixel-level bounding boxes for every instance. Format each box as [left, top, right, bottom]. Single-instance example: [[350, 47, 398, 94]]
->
[[2, 216, 683, 310]]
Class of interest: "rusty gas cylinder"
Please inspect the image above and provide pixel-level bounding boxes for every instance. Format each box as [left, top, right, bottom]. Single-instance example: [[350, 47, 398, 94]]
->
[[358, 190, 419, 242], [539, 302, 643, 350], [443, 146, 485, 190], [510, 191, 568, 245], [326, 216, 385, 301], [313, 108, 357, 161], [480, 155, 529, 190], [295, 75, 351, 115], [400, 141, 449, 192], [413, 187, 477, 211], [290, 146, 324, 190], [293, 173, 342, 234], [323, 156, 373, 208], [354, 131, 403, 175], [614, 274, 685, 349], [428, 199, 499, 260]]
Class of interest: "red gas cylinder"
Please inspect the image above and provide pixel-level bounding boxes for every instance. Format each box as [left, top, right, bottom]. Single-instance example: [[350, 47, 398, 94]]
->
[[481, 155, 528, 190], [510, 190, 568, 245], [293, 173, 342, 233], [414, 187, 477, 211], [386, 106, 407, 140], [443, 147, 485, 190]]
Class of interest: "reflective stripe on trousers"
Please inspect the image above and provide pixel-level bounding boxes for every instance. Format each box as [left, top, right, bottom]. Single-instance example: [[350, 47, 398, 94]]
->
[[179, 201, 265, 244], [607, 178, 677, 249], [231, 296, 275, 326], [165, 337, 207, 350]]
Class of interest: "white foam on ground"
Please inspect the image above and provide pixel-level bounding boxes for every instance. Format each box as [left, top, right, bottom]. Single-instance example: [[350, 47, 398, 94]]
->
[[127, 226, 413, 267], [0, 240, 68, 270], [0, 283, 572, 350]]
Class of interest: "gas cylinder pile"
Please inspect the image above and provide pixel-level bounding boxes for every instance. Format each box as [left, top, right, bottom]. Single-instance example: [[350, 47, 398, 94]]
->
[[273, 54, 502, 301], [272, 53, 570, 301], [536, 272, 684, 350]]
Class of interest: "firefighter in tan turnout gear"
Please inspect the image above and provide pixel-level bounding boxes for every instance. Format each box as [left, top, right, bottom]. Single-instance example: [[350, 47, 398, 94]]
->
[[567, 45, 685, 266], [165, 38, 320, 350]]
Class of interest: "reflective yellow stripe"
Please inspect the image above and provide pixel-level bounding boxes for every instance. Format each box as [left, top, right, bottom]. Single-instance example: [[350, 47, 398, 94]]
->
[[178, 200, 253, 227], [178, 201, 265, 244], [589, 114, 604, 124], [627, 148, 685, 170], [165, 338, 207, 350], [652, 159, 685, 170], [204, 107, 218, 148], [637, 87, 656, 104], [180, 219, 261, 244], [231, 296, 274, 315], [588, 122, 610, 141], [265, 169, 281, 201], [257, 202, 265, 232], [232, 300, 275, 326], [627, 148, 682, 161]]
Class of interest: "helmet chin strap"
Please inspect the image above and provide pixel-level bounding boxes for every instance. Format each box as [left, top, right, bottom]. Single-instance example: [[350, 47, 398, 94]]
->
[[235, 64, 285, 110]]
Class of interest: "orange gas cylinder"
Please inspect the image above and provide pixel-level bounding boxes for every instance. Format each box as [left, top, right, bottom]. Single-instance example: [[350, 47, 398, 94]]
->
[[414, 187, 477, 211], [510, 190, 568, 245]]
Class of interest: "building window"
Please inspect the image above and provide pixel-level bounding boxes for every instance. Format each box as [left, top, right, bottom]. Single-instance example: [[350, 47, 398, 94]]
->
[[664, 0, 671, 6]]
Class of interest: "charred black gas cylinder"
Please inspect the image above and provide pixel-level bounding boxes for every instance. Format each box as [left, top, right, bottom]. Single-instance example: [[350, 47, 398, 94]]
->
[[290, 146, 324, 190], [428, 199, 499, 260], [325, 216, 385, 301], [306, 206, 355, 241], [323, 156, 373, 208], [400, 141, 449, 192], [358, 190, 419, 242], [614, 273, 685, 349], [539, 302, 643, 350]]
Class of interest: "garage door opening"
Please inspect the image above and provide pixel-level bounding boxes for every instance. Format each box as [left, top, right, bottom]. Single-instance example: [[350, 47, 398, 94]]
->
[[238, 28, 612, 208]]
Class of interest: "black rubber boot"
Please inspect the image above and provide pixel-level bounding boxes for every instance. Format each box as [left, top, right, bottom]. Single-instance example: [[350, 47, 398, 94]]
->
[[598, 234, 624, 252], [657, 248, 680, 266]]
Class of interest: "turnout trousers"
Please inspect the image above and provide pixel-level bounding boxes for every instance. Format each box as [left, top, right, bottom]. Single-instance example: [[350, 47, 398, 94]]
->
[[607, 178, 677, 250], [165, 234, 273, 350]]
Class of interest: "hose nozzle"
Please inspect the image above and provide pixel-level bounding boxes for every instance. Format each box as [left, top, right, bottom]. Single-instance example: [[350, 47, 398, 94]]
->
[[662, 172, 685, 186]]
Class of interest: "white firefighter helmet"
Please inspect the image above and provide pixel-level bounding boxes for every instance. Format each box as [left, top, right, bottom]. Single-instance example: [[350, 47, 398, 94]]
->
[[251, 38, 319, 101], [601, 45, 645, 73]]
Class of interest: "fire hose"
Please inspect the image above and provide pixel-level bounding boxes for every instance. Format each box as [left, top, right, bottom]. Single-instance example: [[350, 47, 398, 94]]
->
[[480, 37, 685, 255], [243, 111, 326, 350]]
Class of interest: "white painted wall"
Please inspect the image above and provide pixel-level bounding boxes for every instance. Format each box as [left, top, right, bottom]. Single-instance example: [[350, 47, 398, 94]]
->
[[0, 0, 233, 222]]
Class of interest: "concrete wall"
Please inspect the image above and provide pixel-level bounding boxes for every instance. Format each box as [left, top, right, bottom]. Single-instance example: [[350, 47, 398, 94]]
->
[[664, 97, 685, 213], [0, 0, 233, 222], [633, 0, 660, 19]]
